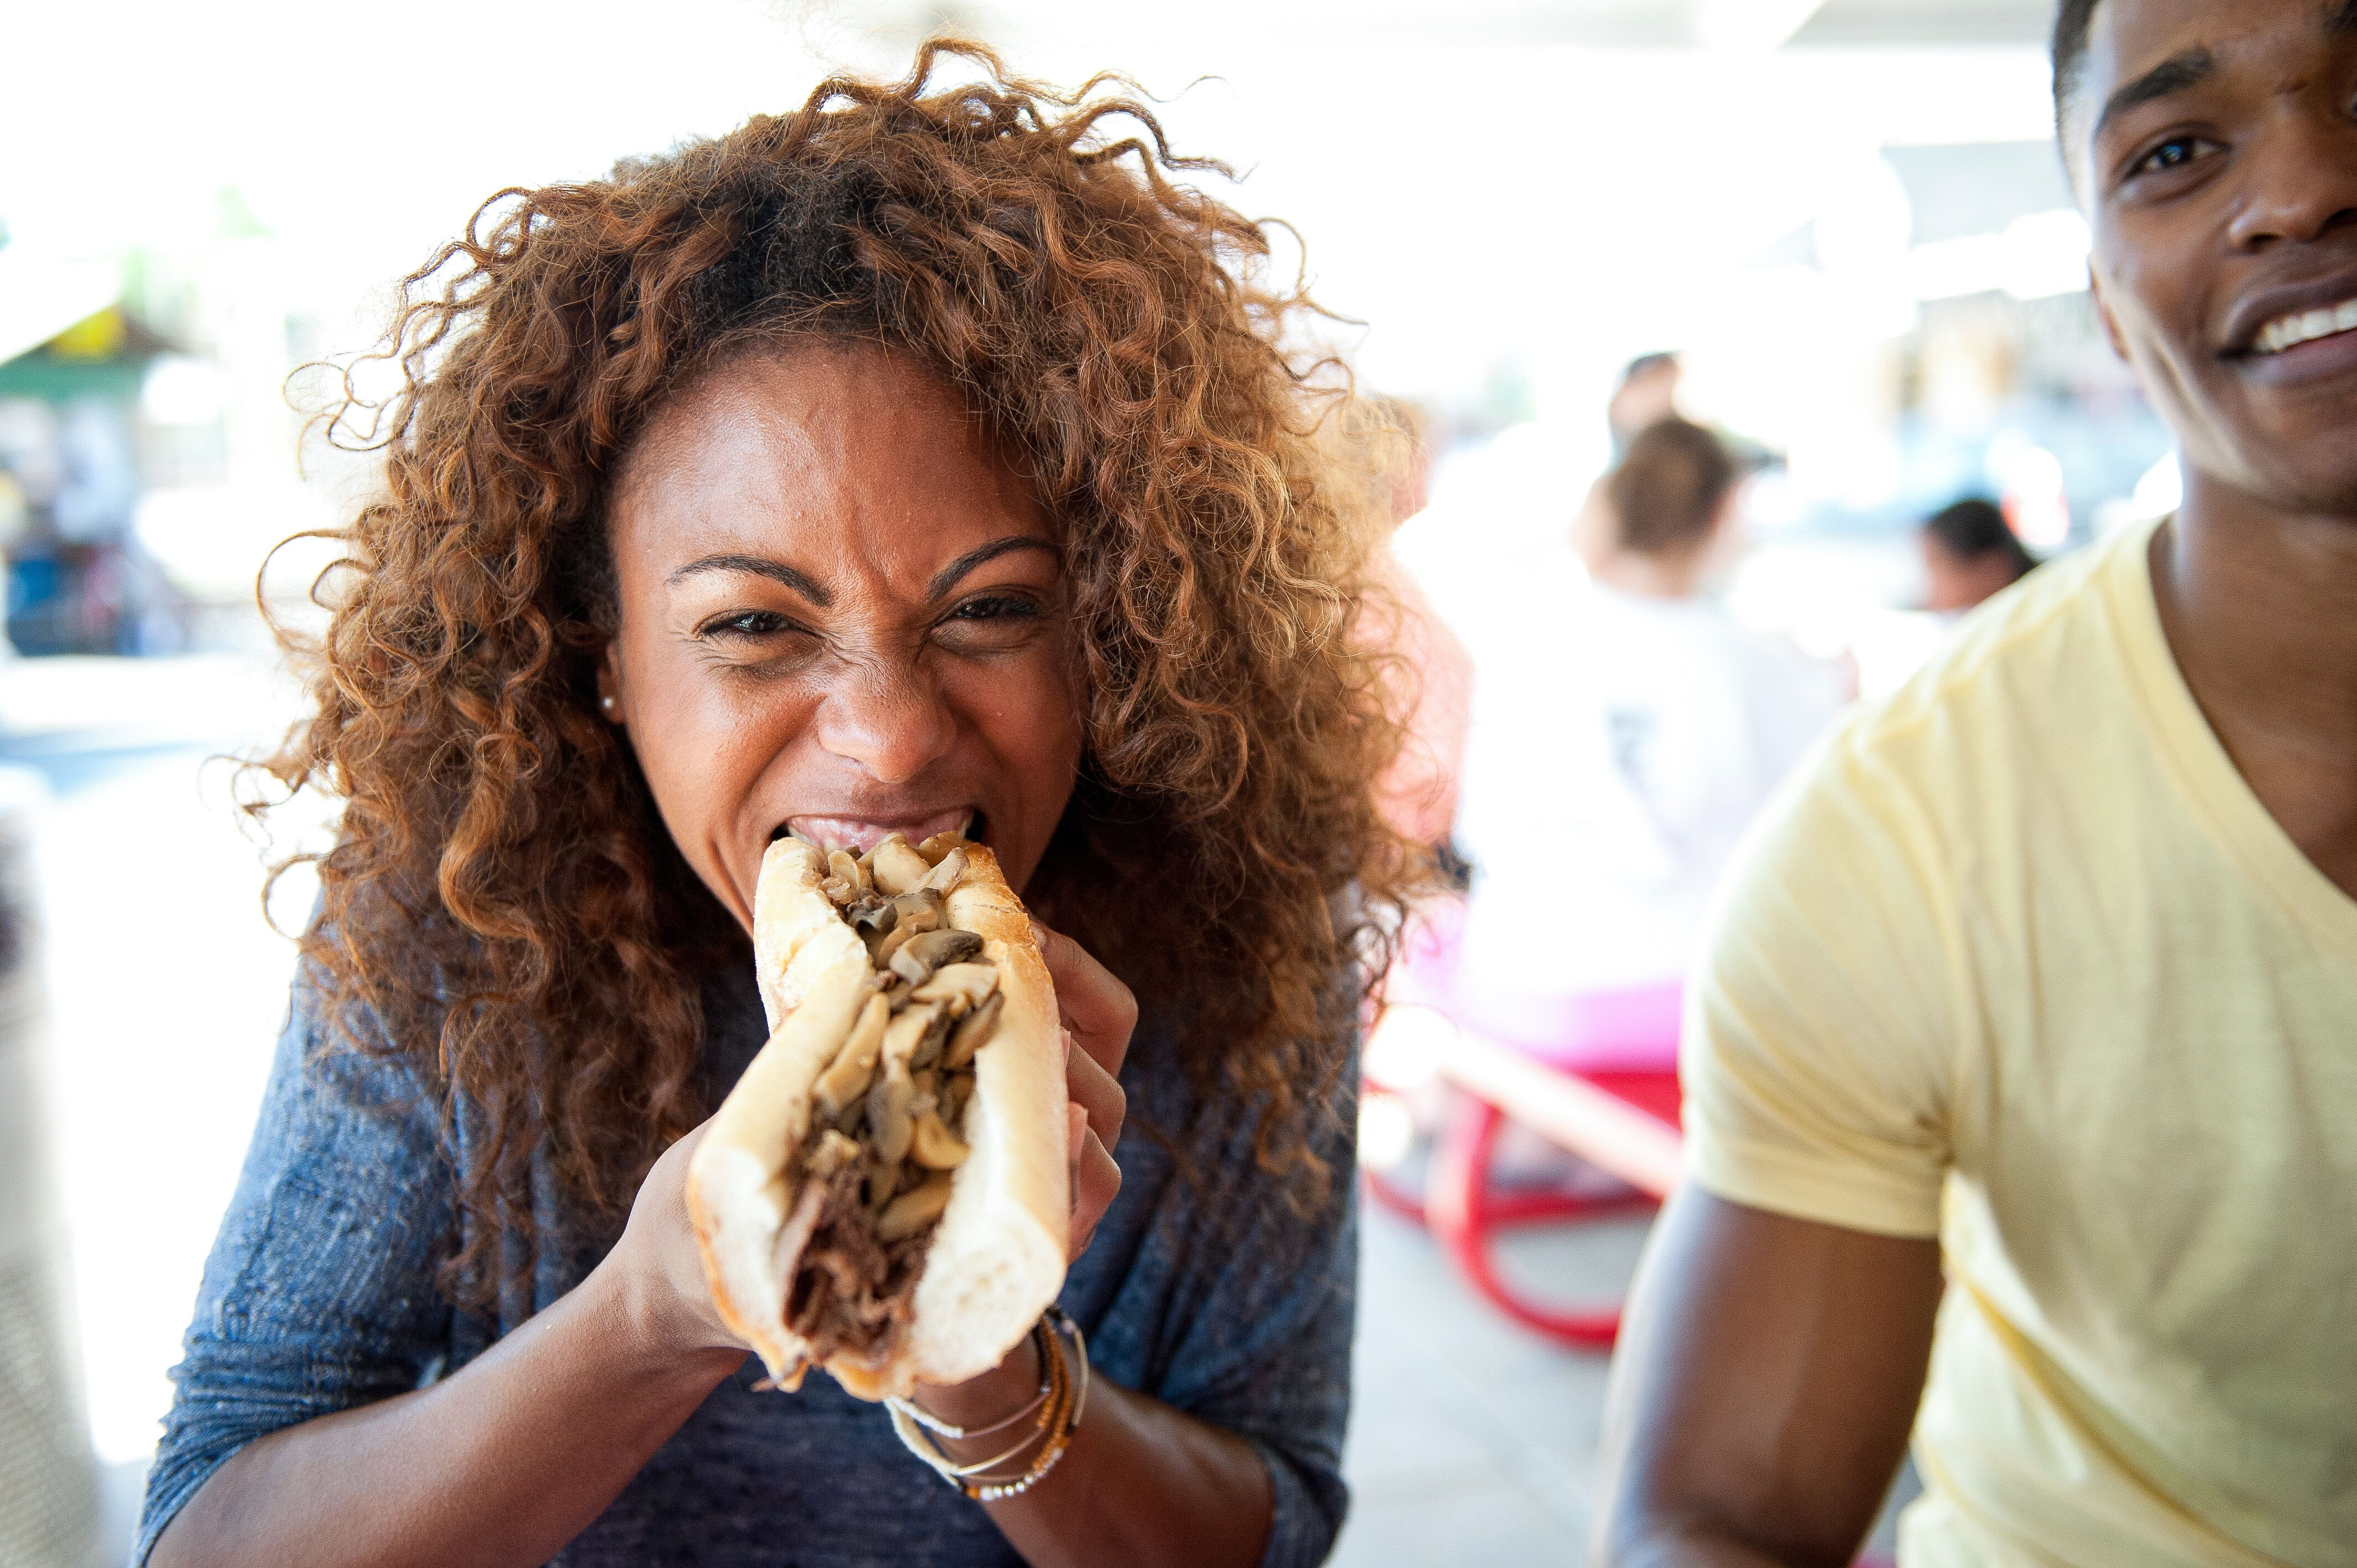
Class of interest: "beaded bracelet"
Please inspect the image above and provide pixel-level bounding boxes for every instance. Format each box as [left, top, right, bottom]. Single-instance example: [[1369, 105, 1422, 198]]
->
[[888, 1307, 1089, 1500], [966, 1311, 1088, 1502]]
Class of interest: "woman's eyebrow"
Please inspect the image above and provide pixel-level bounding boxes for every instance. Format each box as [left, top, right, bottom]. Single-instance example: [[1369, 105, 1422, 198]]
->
[[926, 536, 1059, 600], [667, 554, 832, 605]]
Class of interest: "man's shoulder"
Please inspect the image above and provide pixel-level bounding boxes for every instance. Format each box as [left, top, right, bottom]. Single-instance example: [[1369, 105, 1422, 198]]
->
[[1839, 522, 2148, 780]]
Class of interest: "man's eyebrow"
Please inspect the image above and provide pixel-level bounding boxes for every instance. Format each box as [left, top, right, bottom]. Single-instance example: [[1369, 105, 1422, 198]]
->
[[2094, 46, 2218, 140], [2332, 0, 2357, 39], [925, 536, 1059, 601], [665, 554, 832, 605]]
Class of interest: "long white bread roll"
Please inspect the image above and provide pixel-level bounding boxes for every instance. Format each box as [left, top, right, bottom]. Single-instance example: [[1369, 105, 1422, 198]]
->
[[686, 834, 1069, 1399]]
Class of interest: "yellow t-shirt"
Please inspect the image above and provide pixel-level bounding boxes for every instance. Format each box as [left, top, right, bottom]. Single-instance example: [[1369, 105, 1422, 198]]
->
[[1683, 517, 2357, 1567]]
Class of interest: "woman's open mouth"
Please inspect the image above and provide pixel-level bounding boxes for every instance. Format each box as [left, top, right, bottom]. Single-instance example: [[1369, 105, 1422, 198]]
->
[[777, 809, 982, 853]]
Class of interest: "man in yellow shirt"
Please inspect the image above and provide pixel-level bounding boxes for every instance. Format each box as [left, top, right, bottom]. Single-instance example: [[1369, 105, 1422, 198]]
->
[[1591, 1, 2357, 1563]]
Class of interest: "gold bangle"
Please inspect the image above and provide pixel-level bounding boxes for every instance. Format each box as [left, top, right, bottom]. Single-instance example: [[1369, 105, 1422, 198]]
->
[[890, 1312, 1071, 1487], [962, 1309, 1088, 1502]]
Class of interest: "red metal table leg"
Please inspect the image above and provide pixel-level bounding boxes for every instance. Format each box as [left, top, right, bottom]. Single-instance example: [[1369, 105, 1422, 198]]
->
[[1425, 1095, 1651, 1351]]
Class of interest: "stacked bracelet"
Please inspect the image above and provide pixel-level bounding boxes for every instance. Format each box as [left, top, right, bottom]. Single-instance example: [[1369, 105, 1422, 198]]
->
[[888, 1307, 1090, 1501]]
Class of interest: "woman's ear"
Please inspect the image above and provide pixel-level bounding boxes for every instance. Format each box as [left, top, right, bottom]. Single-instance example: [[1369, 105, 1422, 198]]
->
[[595, 643, 627, 726]]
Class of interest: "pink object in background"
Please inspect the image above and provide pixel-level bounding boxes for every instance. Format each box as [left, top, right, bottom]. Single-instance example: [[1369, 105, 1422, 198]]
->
[[1391, 899, 1682, 1075]]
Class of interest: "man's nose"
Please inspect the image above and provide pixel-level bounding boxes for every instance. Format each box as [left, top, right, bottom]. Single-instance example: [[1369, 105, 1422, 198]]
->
[[811, 656, 956, 785], [2227, 112, 2357, 250]]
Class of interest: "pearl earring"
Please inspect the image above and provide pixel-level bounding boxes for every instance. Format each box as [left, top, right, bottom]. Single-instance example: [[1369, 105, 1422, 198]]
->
[[600, 694, 620, 718]]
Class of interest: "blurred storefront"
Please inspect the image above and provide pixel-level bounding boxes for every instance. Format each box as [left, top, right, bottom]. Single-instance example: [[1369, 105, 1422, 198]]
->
[[0, 303, 186, 658]]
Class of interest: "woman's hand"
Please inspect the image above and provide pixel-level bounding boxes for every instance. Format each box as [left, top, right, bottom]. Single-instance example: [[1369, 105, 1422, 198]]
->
[[912, 920, 1132, 1429], [602, 1122, 750, 1364], [1032, 917, 1133, 1258]]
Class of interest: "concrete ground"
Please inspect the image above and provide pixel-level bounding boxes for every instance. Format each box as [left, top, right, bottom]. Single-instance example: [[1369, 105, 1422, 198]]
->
[[1331, 1200, 1646, 1564], [11, 650, 1913, 1567]]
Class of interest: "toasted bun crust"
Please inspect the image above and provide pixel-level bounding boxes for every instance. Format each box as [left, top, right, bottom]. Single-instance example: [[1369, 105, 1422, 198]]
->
[[686, 835, 1068, 1398]]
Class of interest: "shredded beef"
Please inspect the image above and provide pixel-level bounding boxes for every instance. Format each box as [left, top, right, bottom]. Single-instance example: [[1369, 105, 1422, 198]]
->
[[784, 1163, 934, 1364]]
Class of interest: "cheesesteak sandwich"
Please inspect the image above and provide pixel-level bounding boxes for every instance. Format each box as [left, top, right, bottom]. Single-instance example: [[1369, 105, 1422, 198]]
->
[[687, 831, 1069, 1401]]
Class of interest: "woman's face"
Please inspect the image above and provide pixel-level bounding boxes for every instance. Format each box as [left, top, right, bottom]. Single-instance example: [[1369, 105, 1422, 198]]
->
[[599, 343, 1084, 932]]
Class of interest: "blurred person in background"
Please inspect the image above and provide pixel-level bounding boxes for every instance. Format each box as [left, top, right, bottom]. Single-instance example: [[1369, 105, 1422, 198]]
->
[[1596, 0, 2357, 1562], [1450, 416, 1843, 1051], [139, 45, 1418, 1568], [1919, 495, 2040, 614], [1361, 395, 1474, 870], [1607, 352, 1682, 455]]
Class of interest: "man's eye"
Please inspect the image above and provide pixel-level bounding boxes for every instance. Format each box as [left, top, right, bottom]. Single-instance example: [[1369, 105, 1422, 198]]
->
[[2135, 136, 2215, 176]]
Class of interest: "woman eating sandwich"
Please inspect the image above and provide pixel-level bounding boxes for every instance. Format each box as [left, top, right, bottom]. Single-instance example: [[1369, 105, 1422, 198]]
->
[[139, 41, 1416, 1568]]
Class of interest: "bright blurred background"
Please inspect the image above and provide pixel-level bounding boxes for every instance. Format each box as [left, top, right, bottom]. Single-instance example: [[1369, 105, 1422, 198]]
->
[[0, 3, 2178, 1564]]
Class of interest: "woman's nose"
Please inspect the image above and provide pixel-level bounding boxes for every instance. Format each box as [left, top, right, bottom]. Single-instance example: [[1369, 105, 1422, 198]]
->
[[810, 657, 957, 785]]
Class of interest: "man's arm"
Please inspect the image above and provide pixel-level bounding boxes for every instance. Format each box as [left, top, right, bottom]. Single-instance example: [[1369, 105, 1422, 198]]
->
[[1591, 1187, 1944, 1568]]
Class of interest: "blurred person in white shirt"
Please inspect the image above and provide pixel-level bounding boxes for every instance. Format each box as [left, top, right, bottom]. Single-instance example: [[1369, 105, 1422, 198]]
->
[[1450, 418, 1845, 1052]]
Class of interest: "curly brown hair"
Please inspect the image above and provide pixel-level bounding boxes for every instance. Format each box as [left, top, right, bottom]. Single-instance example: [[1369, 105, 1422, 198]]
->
[[255, 39, 1417, 1307]]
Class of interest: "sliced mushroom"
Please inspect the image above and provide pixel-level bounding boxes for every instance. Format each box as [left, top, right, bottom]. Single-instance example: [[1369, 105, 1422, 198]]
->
[[918, 847, 970, 896], [910, 1108, 971, 1169], [821, 874, 857, 905], [871, 835, 934, 897], [828, 848, 871, 897], [908, 1005, 956, 1072], [877, 1173, 956, 1242], [915, 831, 964, 865], [942, 990, 1003, 1070], [866, 1152, 903, 1212], [867, 1002, 939, 1163], [873, 920, 920, 969], [912, 961, 997, 1016], [812, 994, 892, 1121], [804, 1127, 862, 1178], [889, 891, 944, 937], [890, 928, 984, 986], [940, 1070, 975, 1125]]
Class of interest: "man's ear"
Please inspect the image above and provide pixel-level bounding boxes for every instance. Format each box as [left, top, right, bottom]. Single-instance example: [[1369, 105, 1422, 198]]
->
[[2088, 268, 2130, 363]]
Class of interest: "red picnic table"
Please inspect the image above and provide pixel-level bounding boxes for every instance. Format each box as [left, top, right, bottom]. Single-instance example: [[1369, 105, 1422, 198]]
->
[[1363, 907, 1686, 1351]]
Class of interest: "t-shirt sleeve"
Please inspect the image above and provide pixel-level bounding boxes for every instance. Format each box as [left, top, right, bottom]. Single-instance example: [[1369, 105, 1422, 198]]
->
[[1682, 728, 1960, 1239], [135, 976, 456, 1565], [1115, 1059, 1359, 1568]]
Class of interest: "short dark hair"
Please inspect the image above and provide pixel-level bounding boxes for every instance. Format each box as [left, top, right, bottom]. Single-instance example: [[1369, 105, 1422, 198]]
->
[[2052, 0, 2103, 143], [1620, 350, 1680, 386], [1605, 417, 1737, 557], [1924, 496, 2038, 580]]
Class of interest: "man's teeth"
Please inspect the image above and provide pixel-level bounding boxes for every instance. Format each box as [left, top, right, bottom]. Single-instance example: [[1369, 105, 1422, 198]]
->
[[2254, 297, 2357, 354]]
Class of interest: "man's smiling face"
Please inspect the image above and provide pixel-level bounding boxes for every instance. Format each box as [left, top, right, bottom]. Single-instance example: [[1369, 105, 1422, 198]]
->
[[2070, 0, 2357, 512]]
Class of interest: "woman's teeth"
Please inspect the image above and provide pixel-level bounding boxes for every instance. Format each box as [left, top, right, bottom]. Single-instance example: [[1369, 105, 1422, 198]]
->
[[2253, 297, 2357, 355], [784, 811, 976, 852]]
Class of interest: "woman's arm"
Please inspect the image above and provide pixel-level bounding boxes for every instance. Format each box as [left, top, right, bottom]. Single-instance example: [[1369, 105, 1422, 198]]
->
[[915, 1330, 1274, 1568], [152, 1127, 748, 1568]]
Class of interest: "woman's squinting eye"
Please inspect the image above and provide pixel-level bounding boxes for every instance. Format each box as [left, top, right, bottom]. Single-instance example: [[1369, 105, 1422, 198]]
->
[[948, 594, 1042, 624], [698, 608, 800, 641]]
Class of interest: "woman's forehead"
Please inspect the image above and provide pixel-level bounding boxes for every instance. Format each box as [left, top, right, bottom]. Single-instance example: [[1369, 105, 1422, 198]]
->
[[611, 344, 1053, 588]]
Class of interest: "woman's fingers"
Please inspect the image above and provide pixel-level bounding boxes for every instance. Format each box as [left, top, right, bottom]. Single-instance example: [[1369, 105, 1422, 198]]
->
[[1030, 917, 1137, 1081], [1067, 1120, 1121, 1260], [1065, 1030, 1126, 1151]]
